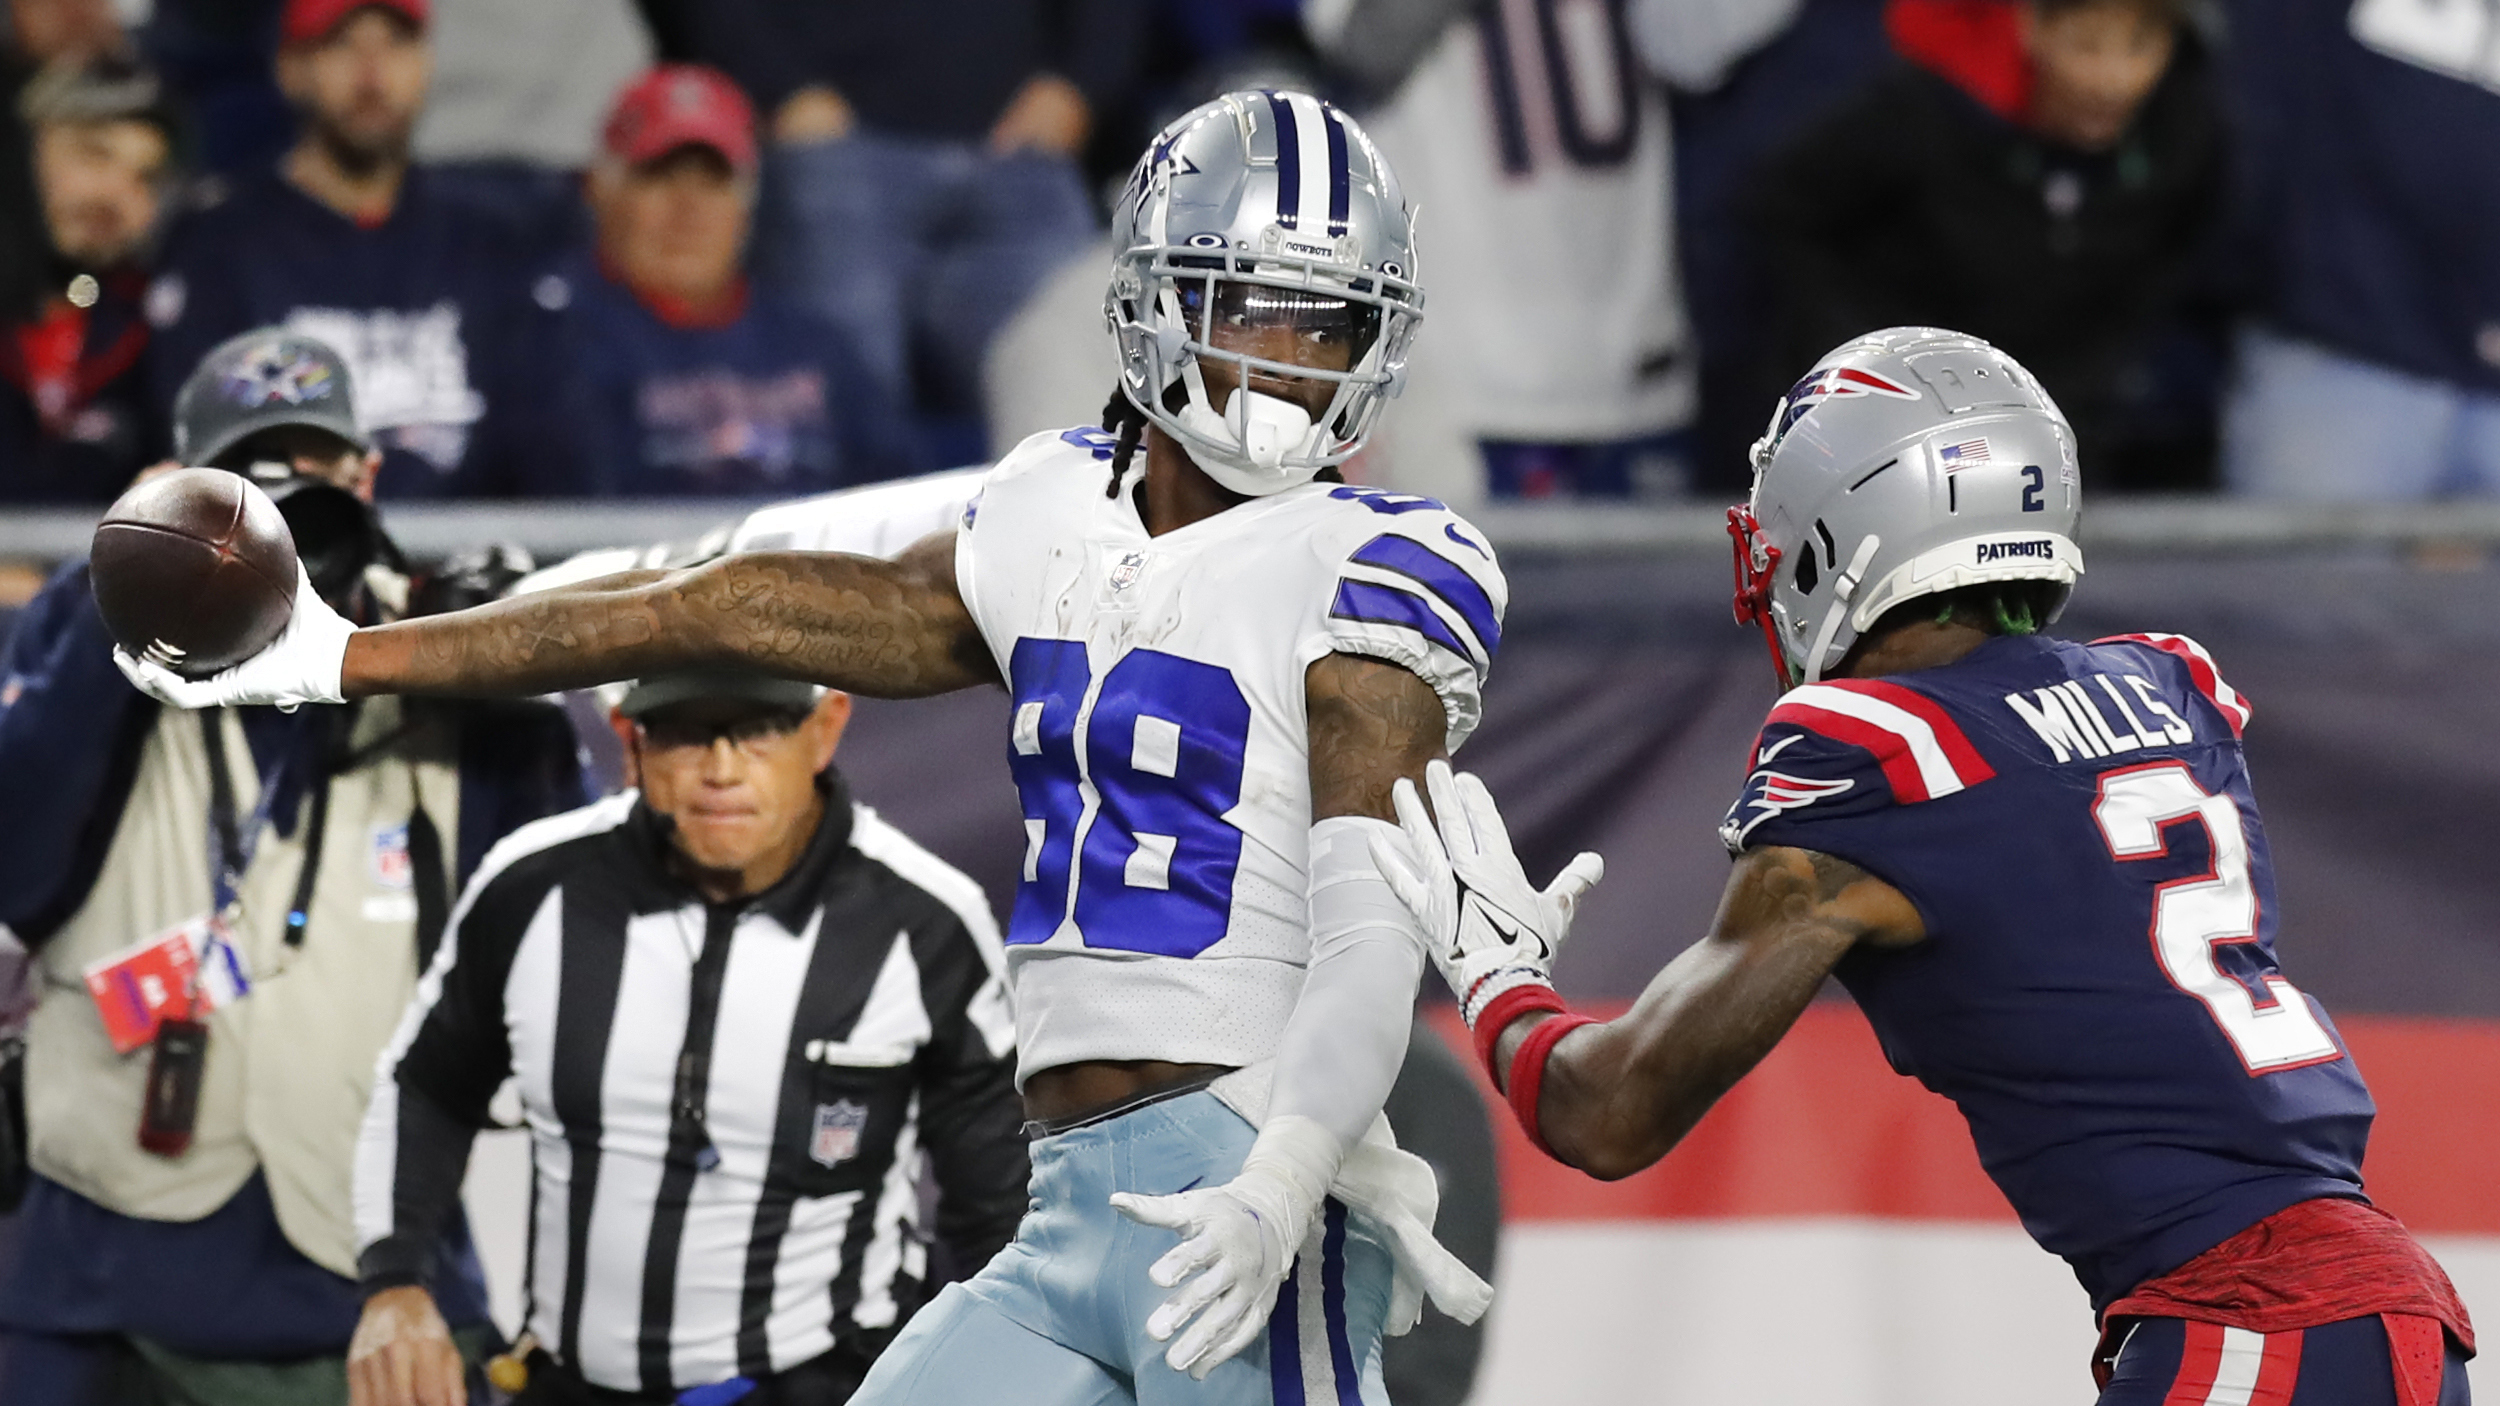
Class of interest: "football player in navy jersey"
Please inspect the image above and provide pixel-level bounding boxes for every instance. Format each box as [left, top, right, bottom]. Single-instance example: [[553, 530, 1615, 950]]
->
[[1373, 327, 2474, 1404]]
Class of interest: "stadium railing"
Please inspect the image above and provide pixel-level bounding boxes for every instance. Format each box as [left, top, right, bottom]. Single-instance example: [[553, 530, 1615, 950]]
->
[[7, 496, 2500, 564]]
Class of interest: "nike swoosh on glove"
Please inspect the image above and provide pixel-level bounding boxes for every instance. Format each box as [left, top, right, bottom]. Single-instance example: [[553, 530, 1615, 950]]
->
[[113, 563, 355, 713], [1369, 758, 1603, 1026]]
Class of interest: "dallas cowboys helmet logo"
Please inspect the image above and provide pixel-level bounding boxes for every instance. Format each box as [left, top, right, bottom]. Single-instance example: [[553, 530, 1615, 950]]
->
[[223, 346, 333, 408]]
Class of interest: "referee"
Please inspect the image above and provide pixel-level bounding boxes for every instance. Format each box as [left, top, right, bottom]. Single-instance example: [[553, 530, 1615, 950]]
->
[[346, 670, 1028, 1406]]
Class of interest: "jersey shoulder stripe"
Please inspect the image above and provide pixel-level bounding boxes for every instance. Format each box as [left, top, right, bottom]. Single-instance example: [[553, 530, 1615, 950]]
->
[[2092, 633, 2251, 736], [1330, 578, 1476, 663], [1307, 488, 1506, 751], [1346, 532, 1502, 657], [1765, 680, 1996, 802]]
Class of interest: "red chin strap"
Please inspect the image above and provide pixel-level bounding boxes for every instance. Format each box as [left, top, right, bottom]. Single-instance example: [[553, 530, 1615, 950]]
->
[[1726, 505, 1793, 690]]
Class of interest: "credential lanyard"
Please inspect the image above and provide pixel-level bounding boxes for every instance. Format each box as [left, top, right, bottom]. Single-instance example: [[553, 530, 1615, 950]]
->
[[200, 709, 288, 921], [201, 708, 337, 948]]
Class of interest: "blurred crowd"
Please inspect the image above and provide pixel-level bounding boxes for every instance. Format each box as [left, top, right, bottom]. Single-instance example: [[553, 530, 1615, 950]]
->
[[2, 0, 2498, 509]]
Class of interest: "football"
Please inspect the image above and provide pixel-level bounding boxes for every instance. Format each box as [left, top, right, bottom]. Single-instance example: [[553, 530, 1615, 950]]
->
[[90, 468, 299, 678]]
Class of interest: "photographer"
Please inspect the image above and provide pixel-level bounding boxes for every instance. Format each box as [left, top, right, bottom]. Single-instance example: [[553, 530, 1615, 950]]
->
[[0, 328, 590, 1405]]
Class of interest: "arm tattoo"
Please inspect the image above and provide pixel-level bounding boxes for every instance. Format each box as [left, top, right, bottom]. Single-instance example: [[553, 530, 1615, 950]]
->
[[1807, 850, 1870, 903], [1729, 847, 1896, 946], [353, 534, 999, 700], [1521, 845, 1918, 1178], [1306, 653, 1448, 821]]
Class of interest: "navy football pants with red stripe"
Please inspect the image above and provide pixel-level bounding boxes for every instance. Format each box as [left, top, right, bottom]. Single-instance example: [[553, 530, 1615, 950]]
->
[[2099, 1316, 2470, 1405]]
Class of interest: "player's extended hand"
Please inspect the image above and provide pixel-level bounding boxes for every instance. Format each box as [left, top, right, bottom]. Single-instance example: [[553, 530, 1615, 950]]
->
[[347, 1284, 466, 1406], [1371, 759, 1605, 1023], [112, 562, 354, 712], [1111, 1157, 1317, 1380]]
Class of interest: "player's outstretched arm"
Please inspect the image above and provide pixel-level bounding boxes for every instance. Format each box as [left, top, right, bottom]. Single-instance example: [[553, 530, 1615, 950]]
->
[[1113, 653, 1455, 1378], [118, 530, 997, 709], [353, 533, 994, 699], [1508, 846, 1923, 1180]]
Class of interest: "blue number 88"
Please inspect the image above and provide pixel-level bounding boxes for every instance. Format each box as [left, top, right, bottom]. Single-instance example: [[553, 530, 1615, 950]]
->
[[1006, 640, 1252, 958]]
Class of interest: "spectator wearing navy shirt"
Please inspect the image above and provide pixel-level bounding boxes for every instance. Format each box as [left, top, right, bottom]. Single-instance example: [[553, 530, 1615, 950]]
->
[[2218, 0, 2500, 500], [549, 64, 921, 498], [1, 57, 181, 502], [141, 0, 585, 499], [1750, 0, 2227, 491], [683, 0, 1146, 436]]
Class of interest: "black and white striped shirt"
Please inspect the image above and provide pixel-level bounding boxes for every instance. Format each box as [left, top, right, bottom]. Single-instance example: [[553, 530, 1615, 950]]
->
[[354, 777, 1027, 1395]]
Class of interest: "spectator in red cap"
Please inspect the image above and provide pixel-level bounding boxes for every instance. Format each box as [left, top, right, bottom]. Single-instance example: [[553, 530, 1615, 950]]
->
[[537, 63, 921, 497], [138, 0, 589, 497]]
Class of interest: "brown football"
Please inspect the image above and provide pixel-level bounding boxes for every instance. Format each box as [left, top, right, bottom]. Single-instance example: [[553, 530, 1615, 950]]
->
[[91, 468, 298, 678]]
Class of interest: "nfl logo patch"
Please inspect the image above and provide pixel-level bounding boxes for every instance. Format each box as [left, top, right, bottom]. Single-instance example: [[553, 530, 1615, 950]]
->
[[810, 1099, 868, 1168], [371, 822, 412, 890]]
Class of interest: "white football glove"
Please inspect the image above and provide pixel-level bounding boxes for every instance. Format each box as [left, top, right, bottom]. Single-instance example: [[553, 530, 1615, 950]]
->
[[112, 562, 355, 712], [1110, 1116, 1334, 1380], [1369, 759, 1604, 1026]]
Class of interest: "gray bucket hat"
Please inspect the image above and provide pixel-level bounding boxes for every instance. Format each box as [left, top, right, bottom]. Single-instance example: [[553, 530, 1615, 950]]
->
[[173, 328, 369, 466], [616, 669, 825, 718]]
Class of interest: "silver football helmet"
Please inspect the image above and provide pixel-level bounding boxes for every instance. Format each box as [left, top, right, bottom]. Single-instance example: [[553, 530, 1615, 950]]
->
[[1106, 90, 1423, 496], [1728, 327, 2084, 687]]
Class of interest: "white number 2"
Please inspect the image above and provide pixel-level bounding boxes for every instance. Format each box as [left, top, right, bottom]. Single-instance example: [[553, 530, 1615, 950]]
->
[[2091, 764, 2342, 1074]]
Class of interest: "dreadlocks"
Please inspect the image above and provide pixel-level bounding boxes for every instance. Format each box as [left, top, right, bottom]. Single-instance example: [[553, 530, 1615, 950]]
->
[[1101, 386, 1149, 497]]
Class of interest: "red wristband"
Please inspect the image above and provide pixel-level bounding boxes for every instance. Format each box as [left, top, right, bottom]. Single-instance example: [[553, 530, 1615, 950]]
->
[[1507, 1013, 1598, 1157], [1472, 983, 1566, 1075]]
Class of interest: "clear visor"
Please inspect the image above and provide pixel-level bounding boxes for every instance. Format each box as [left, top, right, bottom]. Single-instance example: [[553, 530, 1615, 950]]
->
[[1149, 248, 1417, 385], [1176, 280, 1383, 369], [1114, 244, 1423, 475]]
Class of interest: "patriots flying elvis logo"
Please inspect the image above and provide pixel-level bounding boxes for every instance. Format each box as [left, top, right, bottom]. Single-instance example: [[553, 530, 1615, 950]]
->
[[1775, 365, 1924, 437], [1718, 758, 1857, 850]]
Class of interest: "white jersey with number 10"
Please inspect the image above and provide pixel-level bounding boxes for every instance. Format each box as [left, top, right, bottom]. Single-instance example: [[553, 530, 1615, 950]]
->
[[1362, 0, 1693, 444]]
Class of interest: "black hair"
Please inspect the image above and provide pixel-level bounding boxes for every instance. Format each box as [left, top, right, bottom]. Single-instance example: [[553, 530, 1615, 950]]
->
[[1101, 386, 1149, 497]]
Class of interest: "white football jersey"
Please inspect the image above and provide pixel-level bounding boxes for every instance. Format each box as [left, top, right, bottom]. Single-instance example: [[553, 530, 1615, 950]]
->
[[1360, 0, 1695, 447], [956, 428, 1507, 1080]]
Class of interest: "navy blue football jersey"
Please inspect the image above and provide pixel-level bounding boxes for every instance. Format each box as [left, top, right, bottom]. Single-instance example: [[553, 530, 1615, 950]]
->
[[1722, 632, 2374, 1309]]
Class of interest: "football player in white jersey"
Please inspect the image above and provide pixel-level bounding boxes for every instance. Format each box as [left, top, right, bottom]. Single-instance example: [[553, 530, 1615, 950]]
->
[[118, 92, 1536, 1405]]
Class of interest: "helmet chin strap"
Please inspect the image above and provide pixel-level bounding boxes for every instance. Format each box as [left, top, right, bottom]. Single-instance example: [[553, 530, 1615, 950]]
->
[[1796, 534, 1883, 684]]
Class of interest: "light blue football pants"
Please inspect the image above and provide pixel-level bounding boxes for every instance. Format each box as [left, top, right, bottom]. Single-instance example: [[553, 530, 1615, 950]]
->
[[850, 1090, 1393, 1406]]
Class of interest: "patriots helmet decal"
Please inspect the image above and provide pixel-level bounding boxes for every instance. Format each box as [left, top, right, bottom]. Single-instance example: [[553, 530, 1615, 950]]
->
[[1772, 365, 1924, 440]]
